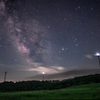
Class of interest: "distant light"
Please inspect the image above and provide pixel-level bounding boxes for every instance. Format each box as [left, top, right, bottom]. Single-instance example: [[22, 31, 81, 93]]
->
[[42, 72, 45, 74], [95, 53, 100, 56]]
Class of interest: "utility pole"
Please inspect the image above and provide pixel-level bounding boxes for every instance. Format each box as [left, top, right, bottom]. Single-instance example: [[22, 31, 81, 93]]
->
[[4, 71, 7, 82]]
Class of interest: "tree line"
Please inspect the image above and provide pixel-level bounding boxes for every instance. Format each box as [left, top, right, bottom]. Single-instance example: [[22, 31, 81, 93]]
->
[[0, 74, 100, 92]]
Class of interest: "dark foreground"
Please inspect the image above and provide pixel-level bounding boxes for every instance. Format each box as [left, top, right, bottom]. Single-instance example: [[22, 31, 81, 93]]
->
[[0, 74, 100, 92], [0, 83, 100, 100]]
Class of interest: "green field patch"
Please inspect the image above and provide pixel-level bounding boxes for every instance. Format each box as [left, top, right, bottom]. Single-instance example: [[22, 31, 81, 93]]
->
[[0, 83, 100, 100]]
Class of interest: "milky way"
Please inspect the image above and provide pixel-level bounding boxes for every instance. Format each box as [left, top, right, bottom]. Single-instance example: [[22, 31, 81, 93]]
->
[[0, 0, 52, 66]]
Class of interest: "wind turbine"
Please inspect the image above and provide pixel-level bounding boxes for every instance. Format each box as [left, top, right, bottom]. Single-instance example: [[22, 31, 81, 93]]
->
[[95, 53, 100, 67], [4, 71, 7, 82], [42, 72, 45, 81]]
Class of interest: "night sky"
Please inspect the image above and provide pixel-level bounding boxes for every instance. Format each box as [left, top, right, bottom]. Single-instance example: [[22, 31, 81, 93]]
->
[[0, 0, 100, 82]]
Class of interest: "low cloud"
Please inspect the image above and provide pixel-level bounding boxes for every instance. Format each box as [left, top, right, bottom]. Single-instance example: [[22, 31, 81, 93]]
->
[[26, 65, 65, 74], [51, 66, 65, 71], [27, 66, 59, 74], [18, 60, 66, 74], [85, 54, 93, 59]]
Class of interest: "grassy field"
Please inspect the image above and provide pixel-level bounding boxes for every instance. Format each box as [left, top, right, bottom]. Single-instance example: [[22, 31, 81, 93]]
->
[[0, 83, 100, 100]]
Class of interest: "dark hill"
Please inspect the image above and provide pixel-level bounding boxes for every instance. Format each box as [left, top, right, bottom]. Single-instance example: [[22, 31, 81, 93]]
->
[[0, 74, 100, 92]]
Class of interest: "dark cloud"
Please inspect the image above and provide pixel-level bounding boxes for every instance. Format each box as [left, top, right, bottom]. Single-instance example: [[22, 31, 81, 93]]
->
[[28, 68, 100, 80]]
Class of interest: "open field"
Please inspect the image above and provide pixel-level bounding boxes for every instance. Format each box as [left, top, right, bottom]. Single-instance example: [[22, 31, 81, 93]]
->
[[0, 83, 100, 100]]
